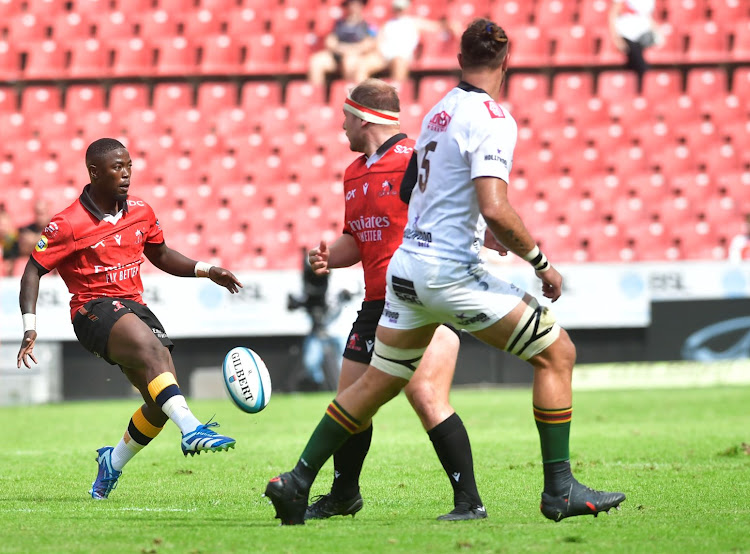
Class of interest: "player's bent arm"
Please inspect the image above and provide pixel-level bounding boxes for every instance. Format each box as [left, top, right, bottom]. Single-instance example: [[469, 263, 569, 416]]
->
[[327, 233, 361, 269], [475, 176, 537, 258]]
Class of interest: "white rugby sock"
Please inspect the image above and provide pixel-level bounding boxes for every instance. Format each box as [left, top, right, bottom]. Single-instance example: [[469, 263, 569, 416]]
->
[[161, 395, 202, 434], [110, 436, 144, 471]]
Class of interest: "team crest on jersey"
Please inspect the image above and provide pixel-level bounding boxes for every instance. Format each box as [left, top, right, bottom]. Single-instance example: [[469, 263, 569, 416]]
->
[[379, 180, 397, 197], [43, 222, 58, 237], [484, 101, 505, 119], [427, 111, 451, 132], [35, 235, 48, 252]]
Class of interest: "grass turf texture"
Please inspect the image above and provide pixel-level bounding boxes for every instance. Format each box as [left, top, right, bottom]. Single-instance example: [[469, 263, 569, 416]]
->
[[1, 386, 749, 553]]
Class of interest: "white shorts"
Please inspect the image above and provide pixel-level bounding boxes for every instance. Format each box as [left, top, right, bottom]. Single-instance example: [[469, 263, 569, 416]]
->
[[379, 249, 526, 332]]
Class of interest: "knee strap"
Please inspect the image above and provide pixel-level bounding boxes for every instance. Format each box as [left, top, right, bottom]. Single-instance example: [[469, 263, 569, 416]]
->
[[370, 338, 427, 381], [505, 298, 560, 360]]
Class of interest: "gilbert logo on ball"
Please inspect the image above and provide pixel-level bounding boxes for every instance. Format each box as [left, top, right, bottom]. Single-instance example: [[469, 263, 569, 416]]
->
[[222, 346, 271, 413]]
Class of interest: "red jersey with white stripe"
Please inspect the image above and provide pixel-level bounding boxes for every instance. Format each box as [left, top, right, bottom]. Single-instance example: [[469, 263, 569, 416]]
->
[[31, 186, 164, 320], [342, 134, 413, 301]]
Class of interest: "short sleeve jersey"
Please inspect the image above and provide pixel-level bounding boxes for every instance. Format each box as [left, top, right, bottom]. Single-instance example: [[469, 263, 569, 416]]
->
[[401, 81, 518, 264], [343, 134, 414, 301], [333, 19, 374, 43], [30, 186, 165, 320]]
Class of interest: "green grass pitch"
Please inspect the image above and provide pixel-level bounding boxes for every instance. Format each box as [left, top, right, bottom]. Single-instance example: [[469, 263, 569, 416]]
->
[[1, 385, 749, 553]]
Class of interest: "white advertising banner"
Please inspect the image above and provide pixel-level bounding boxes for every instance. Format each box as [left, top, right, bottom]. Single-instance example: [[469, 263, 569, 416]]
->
[[1, 261, 749, 341]]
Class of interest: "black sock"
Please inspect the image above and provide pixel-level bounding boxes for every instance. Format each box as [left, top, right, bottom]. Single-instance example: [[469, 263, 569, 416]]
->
[[427, 412, 482, 507], [330, 423, 373, 498], [543, 460, 574, 496]]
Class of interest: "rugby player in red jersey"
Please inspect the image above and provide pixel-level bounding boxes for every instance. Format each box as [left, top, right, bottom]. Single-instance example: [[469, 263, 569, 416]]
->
[[300, 79, 486, 522], [16, 138, 243, 500]]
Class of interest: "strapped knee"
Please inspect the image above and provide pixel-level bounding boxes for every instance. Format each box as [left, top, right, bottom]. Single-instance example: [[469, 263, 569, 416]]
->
[[370, 338, 427, 381], [505, 298, 560, 360]]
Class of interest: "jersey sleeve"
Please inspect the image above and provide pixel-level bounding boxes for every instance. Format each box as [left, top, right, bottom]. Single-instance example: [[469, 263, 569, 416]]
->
[[400, 151, 418, 205], [468, 101, 517, 183], [30, 215, 74, 273], [145, 204, 165, 245]]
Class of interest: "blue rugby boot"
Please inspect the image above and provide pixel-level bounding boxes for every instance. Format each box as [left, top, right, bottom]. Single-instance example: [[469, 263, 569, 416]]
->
[[181, 421, 236, 457], [90, 446, 121, 500]]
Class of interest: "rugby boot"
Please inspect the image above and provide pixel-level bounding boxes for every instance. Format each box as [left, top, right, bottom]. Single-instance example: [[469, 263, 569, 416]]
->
[[181, 421, 236, 457], [540, 479, 626, 522], [305, 492, 364, 520], [90, 446, 121, 500], [437, 502, 488, 521], [265, 472, 308, 525]]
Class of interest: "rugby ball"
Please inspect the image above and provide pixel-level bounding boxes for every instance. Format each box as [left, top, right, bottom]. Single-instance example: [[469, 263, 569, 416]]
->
[[222, 346, 271, 413]]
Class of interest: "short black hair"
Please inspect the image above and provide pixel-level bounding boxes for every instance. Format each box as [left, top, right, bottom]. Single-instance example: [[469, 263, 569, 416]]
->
[[85, 138, 126, 164]]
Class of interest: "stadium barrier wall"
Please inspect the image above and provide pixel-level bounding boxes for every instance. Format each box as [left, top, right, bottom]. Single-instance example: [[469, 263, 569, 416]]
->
[[1, 261, 748, 400]]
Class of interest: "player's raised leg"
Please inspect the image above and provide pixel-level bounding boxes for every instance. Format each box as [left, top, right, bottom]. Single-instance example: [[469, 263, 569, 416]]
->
[[405, 325, 487, 521], [109, 313, 236, 456], [471, 295, 626, 521]]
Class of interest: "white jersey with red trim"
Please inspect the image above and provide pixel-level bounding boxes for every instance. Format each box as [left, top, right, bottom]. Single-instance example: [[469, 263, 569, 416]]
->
[[400, 82, 517, 264]]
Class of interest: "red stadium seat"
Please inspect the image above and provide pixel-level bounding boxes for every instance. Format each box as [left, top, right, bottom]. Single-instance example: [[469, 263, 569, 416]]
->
[[52, 12, 93, 42], [536, 0, 577, 27], [27, 0, 68, 14], [113, 0, 153, 10], [268, 6, 312, 34], [708, 0, 750, 28], [67, 38, 111, 78], [414, 32, 460, 72], [183, 8, 224, 37], [199, 34, 243, 74], [646, 23, 687, 63], [0, 0, 22, 17], [155, 0, 196, 11], [225, 8, 268, 37], [579, 0, 609, 28], [154, 37, 199, 76], [685, 68, 728, 106], [242, 34, 287, 74], [66, 84, 106, 115], [0, 86, 16, 112], [551, 25, 597, 66], [509, 26, 550, 67], [665, 0, 708, 23], [23, 40, 68, 79], [416, 76, 456, 109], [551, 72, 594, 105], [507, 73, 548, 105], [196, 82, 238, 113], [641, 69, 682, 103], [593, 28, 627, 65], [286, 32, 319, 74], [6, 13, 49, 47], [597, 71, 638, 102], [153, 83, 194, 112], [92, 11, 136, 41], [111, 38, 153, 77], [21, 86, 63, 115], [240, 81, 283, 110], [729, 20, 750, 61], [286, 80, 326, 106], [137, 10, 180, 39], [685, 21, 730, 62], [109, 83, 150, 112], [0, 40, 22, 81]]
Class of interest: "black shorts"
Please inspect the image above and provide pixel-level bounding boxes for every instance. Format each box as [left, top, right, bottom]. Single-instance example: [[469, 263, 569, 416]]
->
[[72, 297, 173, 366], [343, 300, 460, 365]]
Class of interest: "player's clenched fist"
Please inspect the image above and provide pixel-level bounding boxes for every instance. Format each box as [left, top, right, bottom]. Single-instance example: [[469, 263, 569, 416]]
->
[[308, 240, 330, 274]]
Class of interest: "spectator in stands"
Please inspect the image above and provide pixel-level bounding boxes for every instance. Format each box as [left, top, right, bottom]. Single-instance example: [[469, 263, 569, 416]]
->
[[608, 0, 662, 79], [16, 199, 50, 258], [0, 207, 19, 276], [307, 0, 377, 87], [728, 214, 750, 263], [356, 0, 460, 83]]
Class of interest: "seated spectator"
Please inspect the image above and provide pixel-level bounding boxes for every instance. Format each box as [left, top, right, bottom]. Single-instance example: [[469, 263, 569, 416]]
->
[[307, 0, 377, 87], [356, 0, 460, 83], [728, 214, 750, 263], [608, 0, 662, 80], [17, 199, 50, 258], [0, 208, 19, 276]]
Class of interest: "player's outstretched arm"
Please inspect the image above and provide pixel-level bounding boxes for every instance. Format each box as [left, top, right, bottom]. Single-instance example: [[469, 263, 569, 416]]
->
[[17, 260, 42, 368], [308, 234, 360, 275], [475, 176, 563, 302], [144, 242, 243, 293]]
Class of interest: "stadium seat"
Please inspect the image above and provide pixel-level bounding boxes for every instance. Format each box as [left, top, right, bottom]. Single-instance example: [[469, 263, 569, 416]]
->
[[113, 0, 153, 11], [66, 84, 106, 115], [67, 38, 111, 78], [52, 12, 93, 42], [155, 0, 196, 12], [729, 20, 750, 61], [535, 0, 578, 28], [182, 8, 224, 37], [507, 73, 548, 106], [91, 11, 136, 41], [111, 38, 153, 77], [27, 0, 69, 14], [153, 83, 194, 112], [0, 41, 21, 81], [551, 72, 594, 105], [686, 21, 730, 62], [23, 40, 68, 79], [196, 82, 238, 113], [0, 86, 16, 113], [597, 71, 638, 102], [285, 80, 326, 106], [685, 68, 728, 107], [414, 32, 460, 71], [199, 34, 243, 74], [641, 69, 682, 103], [551, 25, 597, 66], [286, 32, 318, 74], [579, 0, 609, 28], [79, 110, 120, 141], [242, 34, 287, 74], [155, 37, 199, 76], [708, 0, 749, 28], [665, 0, 708, 23], [109, 83, 149, 112], [268, 6, 312, 34], [240, 81, 283, 110], [416, 76, 456, 110], [225, 7, 268, 37], [21, 86, 63, 115], [509, 26, 550, 67], [592, 28, 627, 65], [646, 23, 687, 63], [6, 13, 49, 48], [489, 1, 534, 27], [137, 10, 180, 38]]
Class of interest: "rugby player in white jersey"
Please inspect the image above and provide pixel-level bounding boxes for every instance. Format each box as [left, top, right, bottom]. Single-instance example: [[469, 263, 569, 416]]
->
[[265, 18, 626, 525]]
